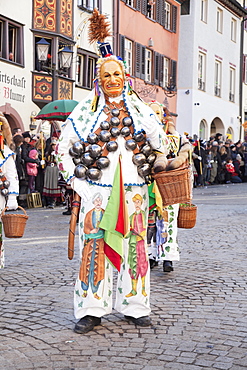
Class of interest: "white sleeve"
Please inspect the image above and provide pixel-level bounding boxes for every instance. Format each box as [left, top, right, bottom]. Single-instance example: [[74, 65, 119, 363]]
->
[[4, 154, 19, 195]]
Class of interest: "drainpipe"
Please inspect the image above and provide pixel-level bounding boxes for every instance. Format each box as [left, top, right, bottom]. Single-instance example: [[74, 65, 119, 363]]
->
[[113, 0, 120, 55], [239, 1, 245, 140]]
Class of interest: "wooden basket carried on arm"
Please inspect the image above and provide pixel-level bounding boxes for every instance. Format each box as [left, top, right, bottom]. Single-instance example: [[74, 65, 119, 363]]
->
[[1, 206, 28, 238], [177, 202, 197, 229], [153, 161, 192, 207]]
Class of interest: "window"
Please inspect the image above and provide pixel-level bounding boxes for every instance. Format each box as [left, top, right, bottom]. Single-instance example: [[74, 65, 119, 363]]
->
[[231, 18, 237, 42], [76, 50, 97, 89], [215, 60, 222, 97], [201, 0, 208, 23], [125, 38, 133, 76], [198, 52, 206, 91], [164, 2, 171, 30], [229, 67, 235, 102], [216, 7, 223, 33], [147, 1, 155, 19], [0, 16, 24, 64], [145, 49, 152, 83], [163, 57, 169, 88], [181, 0, 190, 15], [126, 0, 134, 6], [243, 55, 247, 84], [77, 0, 102, 12], [199, 119, 207, 140]]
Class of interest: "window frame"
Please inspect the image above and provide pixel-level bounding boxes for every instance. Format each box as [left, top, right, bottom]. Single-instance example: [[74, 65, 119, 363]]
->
[[216, 7, 223, 34], [145, 48, 152, 83], [0, 15, 24, 65], [198, 52, 206, 91], [201, 0, 208, 23], [231, 18, 237, 42], [214, 59, 222, 97], [77, 0, 102, 12], [124, 38, 133, 76], [229, 67, 235, 102], [76, 49, 97, 90]]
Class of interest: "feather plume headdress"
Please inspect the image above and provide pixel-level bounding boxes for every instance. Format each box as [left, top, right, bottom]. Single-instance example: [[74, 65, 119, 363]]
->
[[88, 8, 112, 57]]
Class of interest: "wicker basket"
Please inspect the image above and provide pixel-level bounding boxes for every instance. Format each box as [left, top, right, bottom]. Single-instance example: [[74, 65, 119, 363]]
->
[[153, 162, 192, 207], [1, 206, 28, 238], [177, 203, 197, 229]]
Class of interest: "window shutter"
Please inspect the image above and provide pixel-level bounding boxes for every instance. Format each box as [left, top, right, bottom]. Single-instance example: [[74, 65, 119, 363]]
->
[[135, 43, 141, 78], [154, 52, 160, 85], [156, 0, 162, 25], [136, 0, 141, 11], [159, 55, 164, 87], [141, 45, 146, 80], [243, 55, 246, 83], [172, 5, 177, 33], [119, 35, 125, 61], [161, 1, 166, 27], [171, 60, 177, 89], [141, 0, 148, 15]]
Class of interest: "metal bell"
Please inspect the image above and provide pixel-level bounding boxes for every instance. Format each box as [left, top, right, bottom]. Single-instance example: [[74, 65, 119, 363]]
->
[[3, 180, 10, 188], [0, 180, 3, 189], [147, 152, 157, 164], [96, 156, 110, 169], [110, 127, 121, 137], [125, 139, 137, 151], [74, 164, 87, 179], [86, 167, 102, 181], [111, 108, 120, 117], [132, 153, 146, 166], [121, 127, 131, 137], [73, 157, 82, 165], [81, 152, 95, 166], [106, 141, 118, 152], [137, 163, 151, 178], [88, 144, 102, 159], [1, 188, 9, 197], [133, 132, 145, 142], [99, 130, 111, 142], [141, 143, 153, 157], [87, 132, 99, 144], [100, 121, 110, 130], [122, 116, 133, 127], [72, 141, 85, 156], [69, 147, 79, 158], [110, 116, 120, 127]]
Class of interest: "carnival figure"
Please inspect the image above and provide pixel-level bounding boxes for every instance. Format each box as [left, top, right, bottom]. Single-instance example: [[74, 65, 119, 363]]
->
[[0, 112, 19, 269]]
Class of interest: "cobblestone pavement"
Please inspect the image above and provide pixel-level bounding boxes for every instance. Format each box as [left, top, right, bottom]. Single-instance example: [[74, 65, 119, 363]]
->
[[1, 183, 247, 370]]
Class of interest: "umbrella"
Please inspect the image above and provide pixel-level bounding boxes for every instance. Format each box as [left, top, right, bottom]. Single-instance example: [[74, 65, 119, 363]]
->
[[35, 99, 79, 121]]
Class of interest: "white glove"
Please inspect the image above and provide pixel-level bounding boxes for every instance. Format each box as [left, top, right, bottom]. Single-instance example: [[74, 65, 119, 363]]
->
[[71, 178, 92, 202], [40, 160, 46, 166], [210, 160, 214, 163], [6, 194, 18, 210], [197, 156, 202, 161]]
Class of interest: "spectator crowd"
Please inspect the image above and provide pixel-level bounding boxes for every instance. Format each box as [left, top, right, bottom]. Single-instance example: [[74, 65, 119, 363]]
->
[[12, 128, 72, 214], [191, 132, 247, 187], [9, 128, 247, 213]]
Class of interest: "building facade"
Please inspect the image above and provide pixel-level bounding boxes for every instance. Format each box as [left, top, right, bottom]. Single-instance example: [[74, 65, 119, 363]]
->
[[176, 0, 246, 142]]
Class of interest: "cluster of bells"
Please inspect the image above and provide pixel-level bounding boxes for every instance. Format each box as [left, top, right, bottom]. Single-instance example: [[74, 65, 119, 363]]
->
[[69, 108, 157, 183], [0, 172, 10, 197]]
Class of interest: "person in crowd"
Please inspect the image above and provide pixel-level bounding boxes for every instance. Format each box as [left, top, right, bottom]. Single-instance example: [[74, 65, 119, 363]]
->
[[0, 112, 19, 269], [20, 131, 39, 203], [13, 134, 26, 205], [208, 143, 222, 184], [192, 140, 207, 187], [43, 140, 61, 209], [34, 137, 46, 201], [26, 148, 39, 193], [225, 158, 242, 183], [12, 127, 22, 137], [57, 9, 170, 334]]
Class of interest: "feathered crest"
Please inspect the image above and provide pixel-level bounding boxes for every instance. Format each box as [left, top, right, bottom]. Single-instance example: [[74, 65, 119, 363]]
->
[[88, 8, 111, 44]]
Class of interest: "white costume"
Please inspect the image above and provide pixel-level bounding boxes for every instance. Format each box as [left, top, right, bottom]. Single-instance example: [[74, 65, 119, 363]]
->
[[57, 85, 167, 319], [0, 145, 19, 268]]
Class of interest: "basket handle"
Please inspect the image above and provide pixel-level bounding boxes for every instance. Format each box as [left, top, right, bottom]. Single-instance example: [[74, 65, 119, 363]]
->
[[1, 205, 27, 218]]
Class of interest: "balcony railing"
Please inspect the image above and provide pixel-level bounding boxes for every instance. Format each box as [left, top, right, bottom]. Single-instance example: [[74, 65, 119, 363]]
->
[[215, 86, 221, 97], [229, 92, 235, 102], [198, 78, 205, 91]]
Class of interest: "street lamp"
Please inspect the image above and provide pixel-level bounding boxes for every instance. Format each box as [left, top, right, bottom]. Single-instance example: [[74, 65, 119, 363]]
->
[[36, 38, 50, 62], [36, 39, 73, 71]]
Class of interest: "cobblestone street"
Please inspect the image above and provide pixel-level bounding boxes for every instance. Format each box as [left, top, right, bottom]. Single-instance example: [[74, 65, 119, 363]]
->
[[1, 183, 247, 370]]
